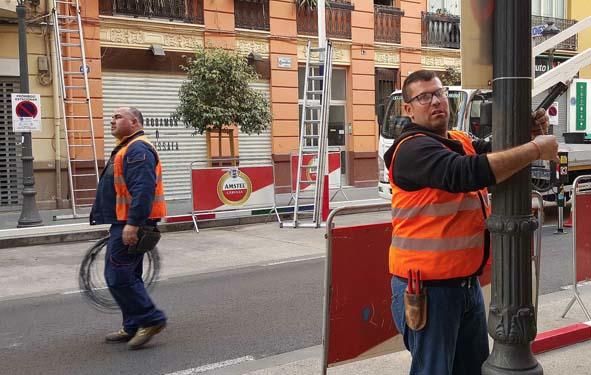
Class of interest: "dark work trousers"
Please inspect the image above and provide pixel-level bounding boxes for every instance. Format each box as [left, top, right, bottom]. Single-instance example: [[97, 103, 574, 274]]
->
[[391, 276, 489, 375], [105, 224, 166, 334]]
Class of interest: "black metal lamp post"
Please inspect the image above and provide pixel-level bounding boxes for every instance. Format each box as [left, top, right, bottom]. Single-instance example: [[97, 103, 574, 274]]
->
[[16, 0, 43, 228], [482, 1, 542, 374]]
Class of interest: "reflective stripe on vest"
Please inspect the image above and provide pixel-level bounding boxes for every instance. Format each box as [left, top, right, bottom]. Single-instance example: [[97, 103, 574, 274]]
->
[[113, 135, 167, 221], [388, 130, 490, 280]]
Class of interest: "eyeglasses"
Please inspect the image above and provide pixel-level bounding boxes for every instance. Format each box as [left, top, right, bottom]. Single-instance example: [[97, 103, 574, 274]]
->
[[407, 87, 449, 105]]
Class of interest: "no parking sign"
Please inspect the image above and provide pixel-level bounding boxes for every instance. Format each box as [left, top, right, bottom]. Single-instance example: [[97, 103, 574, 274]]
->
[[11, 93, 41, 132]]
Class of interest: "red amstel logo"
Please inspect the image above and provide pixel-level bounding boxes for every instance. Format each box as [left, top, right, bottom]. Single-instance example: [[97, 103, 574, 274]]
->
[[217, 168, 252, 206]]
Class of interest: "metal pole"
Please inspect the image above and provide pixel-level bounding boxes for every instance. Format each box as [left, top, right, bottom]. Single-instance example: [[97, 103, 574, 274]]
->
[[317, 0, 326, 50], [482, 1, 541, 374], [16, 0, 43, 228]]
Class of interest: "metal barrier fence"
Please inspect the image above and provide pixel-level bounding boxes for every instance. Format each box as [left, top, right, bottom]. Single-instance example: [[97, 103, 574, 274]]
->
[[321, 193, 545, 373], [562, 175, 591, 320], [189, 157, 280, 232]]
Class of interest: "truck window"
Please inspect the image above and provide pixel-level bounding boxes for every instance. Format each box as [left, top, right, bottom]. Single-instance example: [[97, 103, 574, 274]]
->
[[380, 90, 467, 139]]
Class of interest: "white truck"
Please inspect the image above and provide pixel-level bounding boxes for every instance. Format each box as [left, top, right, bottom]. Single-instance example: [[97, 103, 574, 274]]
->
[[377, 17, 591, 202]]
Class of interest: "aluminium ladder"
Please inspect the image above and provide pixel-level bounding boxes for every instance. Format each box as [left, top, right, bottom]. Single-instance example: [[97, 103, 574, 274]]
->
[[282, 41, 333, 228], [51, 0, 99, 218]]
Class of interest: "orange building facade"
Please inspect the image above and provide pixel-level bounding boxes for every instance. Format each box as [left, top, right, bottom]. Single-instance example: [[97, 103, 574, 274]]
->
[[1, 0, 470, 207]]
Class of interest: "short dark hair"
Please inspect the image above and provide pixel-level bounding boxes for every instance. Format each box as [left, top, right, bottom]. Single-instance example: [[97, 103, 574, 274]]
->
[[402, 70, 439, 103], [128, 107, 144, 126]]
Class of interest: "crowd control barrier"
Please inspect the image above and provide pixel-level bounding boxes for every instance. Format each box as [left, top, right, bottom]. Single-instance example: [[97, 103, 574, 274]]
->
[[190, 158, 281, 232], [562, 175, 591, 320], [290, 149, 347, 202], [321, 195, 544, 373]]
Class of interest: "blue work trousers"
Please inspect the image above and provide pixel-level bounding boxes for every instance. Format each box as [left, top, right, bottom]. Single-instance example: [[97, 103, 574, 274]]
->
[[391, 276, 489, 375], [105, 224, 166, 334]]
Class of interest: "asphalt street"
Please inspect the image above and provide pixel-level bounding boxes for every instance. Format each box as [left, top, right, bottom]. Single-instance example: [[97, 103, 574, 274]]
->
[[0, 211, 576, 375], [0, 259, 324, 375]]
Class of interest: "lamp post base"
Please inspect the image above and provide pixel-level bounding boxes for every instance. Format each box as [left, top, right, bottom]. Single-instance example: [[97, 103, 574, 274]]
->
[[482, 343, 543, 375]]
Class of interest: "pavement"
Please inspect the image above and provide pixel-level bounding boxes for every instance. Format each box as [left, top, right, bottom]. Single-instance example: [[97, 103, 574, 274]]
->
[[0, 186, 383, 248], [1, 186, 590, 374]]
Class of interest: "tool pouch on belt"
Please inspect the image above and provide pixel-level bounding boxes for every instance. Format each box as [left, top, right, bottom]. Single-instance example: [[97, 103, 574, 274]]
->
[[128, 226, 161, 255], [404, 289, 427, 331]]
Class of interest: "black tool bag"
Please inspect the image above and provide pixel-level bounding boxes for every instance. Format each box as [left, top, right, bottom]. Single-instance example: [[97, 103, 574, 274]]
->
[[128, 226, 161, 255]]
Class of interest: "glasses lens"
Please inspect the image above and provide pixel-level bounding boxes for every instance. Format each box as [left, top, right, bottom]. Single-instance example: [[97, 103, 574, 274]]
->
[[417, 93, 433, 105]]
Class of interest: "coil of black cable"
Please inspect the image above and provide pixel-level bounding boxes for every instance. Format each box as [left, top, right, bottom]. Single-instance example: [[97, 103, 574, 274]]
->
[[78, 236, 160, 313]]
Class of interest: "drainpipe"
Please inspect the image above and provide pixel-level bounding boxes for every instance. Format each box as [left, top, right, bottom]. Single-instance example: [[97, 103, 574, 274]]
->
[[49, 0, 62, 209]]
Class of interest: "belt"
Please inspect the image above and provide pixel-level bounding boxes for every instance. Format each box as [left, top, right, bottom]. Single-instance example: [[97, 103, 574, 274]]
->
[[395, 275, 478, 288]]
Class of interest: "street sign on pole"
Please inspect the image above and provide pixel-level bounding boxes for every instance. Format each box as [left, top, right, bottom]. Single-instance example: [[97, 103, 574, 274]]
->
[[11, 93, 41, 132]]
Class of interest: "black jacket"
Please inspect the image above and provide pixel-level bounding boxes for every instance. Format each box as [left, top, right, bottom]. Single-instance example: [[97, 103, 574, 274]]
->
[[384, 123, 496, 193]]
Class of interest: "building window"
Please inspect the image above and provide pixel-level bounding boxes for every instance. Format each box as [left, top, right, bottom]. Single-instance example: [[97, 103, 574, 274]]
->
[[428, 0, 460, 16], [532, 0, 565, 18], [375, 68, 398, 126], [298, 67, 347, 147]]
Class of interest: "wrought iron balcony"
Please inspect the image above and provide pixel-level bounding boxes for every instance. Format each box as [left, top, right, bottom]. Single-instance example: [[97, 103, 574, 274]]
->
[[532, 15, 577, 51], [374, 4, 403, 44], [421, 11, 460, 49], [235, 0, 270, 31], [297, 0, 353, 40], [99, 0, 204, 24]]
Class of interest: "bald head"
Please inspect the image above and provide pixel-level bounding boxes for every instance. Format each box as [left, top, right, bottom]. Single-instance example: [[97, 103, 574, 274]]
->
[[110, 106, 144, 140]]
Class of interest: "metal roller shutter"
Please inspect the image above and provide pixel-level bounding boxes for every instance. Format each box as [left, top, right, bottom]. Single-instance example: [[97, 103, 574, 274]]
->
[[238, 81, 271, 164], [102, 72, 207, 200], [0, 77, 22, 209]]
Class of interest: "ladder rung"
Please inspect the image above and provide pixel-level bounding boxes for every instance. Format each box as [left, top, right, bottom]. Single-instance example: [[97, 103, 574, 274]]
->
[[61, 43, 81, 47], [310, 47, 326, 52], [74, 188, 96, 192], [64, 100, 87, 104], [73, 173, 97, 177], [306, 105, 322, 109], [307, 90, 323, 94], [305, 119, 321, 123], [70, 159, 95, 163], [60, 29, 80, 33], [69, 144, 92, 147], [65, 115, 89, 118], [57, 15, 78, 19], [75, 203, 94, 207], [308, 76, 324, 80], [67, 130, 92, 134], [300, 180, 316, 184], [65, 85, 86, 89]]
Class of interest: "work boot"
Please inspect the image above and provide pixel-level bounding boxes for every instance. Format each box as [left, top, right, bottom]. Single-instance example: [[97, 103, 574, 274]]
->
[[127, 322, 166, 350], [105, 328, 133, 343]]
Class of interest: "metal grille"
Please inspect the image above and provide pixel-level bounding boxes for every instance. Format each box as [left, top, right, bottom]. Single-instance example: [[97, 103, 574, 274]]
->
[[100, 0, 204, 23], [0, 78, 22, 208]]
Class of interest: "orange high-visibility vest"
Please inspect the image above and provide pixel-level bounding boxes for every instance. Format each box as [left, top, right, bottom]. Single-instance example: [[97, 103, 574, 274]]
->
[[388, 130, 490, 280], [113, 135, 167, 221]]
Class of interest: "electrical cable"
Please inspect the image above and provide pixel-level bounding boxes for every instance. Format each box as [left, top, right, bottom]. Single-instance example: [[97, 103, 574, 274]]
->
[[78, 236, 160, 313]]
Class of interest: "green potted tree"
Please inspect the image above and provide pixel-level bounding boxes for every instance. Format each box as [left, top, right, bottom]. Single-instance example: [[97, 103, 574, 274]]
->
[[173, 46, 272, 163]]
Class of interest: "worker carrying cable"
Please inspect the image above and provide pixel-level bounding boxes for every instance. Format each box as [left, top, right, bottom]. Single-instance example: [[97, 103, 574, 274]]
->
[[384, 70, 557, 375], [90, 106, 167, 350]]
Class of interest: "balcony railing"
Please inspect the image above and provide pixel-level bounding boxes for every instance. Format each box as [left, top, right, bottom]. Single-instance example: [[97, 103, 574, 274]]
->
[[235, 0, 270, 31], [532, 15, 577, 51], [297, 0, 353, 40], [421, 11, 460, 49], [374, 5, 403, 44], [99, 0, 204, 24]]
